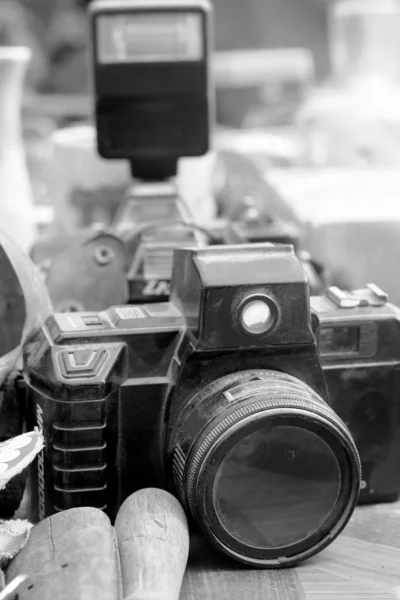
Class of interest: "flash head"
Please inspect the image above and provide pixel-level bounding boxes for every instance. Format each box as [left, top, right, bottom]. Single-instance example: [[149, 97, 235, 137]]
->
[[89, 0, 213, 180]]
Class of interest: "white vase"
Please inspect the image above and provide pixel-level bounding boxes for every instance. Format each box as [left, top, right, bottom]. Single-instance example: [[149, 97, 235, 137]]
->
[[0, 47, 36, 253]]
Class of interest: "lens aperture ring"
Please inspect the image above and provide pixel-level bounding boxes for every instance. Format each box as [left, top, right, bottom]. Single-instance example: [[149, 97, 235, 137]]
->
[[171, 369, 361, 566], [184, 393, 361, 521]]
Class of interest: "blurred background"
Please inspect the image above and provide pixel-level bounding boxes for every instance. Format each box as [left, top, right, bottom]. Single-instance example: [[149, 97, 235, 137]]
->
[[1, 0, 330, 94], [3, 0, 400, 309]]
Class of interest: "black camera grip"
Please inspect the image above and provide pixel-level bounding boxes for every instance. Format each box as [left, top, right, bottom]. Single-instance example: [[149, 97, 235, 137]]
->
[[0, 372, 25, 519]]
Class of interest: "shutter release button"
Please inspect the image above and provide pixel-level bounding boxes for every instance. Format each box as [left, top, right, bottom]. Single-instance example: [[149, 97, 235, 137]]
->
[[82, 316, 103, 327]]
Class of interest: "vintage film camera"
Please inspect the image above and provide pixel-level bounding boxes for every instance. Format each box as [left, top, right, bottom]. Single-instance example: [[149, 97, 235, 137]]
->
[[32, 172, 326, 311], [23, 242, 400, 566], [112, 184, 326, 303], [31, 0, 325, 312]]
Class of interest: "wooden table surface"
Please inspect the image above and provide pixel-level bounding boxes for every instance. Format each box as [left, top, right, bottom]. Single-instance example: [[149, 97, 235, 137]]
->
[[181, 502, 400, 599]]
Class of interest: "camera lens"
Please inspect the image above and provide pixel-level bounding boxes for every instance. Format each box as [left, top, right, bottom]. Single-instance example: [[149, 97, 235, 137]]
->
[[213, 426, 341, 549], [170, 370, 361, 567]]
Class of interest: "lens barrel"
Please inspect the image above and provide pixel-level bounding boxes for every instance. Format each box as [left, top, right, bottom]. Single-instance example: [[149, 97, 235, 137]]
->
[[171, 370, 361, 567]]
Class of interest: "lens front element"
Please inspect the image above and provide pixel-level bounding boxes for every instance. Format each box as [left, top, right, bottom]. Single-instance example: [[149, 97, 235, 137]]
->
[[214, 426, 341, 549], [171, 370, 361, 567]]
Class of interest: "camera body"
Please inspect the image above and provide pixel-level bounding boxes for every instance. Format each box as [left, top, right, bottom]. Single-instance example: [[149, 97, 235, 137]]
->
[[113, 180, 209, 303], [31, 182, 325, 312], [313, 284, 400, 504], [118, 184, 326, 303], [24, 244, 400, 530]]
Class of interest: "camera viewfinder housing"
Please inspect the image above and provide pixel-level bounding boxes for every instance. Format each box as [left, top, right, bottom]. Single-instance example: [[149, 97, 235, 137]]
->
[[170, 243, 316, 350]]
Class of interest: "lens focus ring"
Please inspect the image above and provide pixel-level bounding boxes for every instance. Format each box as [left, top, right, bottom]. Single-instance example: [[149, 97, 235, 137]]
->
[[185, 393, 361, 519], [171, 369, 361, 567]]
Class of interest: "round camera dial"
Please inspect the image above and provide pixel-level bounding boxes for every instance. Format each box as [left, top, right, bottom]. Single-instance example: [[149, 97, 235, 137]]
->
[[94, 245, 115, 266], [238, 295, 277, 336]]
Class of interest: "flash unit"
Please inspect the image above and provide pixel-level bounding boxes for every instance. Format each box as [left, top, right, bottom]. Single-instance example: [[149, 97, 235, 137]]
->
[[89, 0, 212, 180]]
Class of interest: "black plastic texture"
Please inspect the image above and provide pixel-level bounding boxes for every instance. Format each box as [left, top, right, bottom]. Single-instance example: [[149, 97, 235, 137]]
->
[[312, 287, 400, 503], [24, 301, 186, 521], [170, 244, 314, 350], [25, 244, 325, 525]]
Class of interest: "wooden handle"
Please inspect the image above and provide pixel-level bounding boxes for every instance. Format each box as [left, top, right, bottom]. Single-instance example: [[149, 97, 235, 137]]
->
[[6, 507, 122, 599], [115, 488, 189, 600]]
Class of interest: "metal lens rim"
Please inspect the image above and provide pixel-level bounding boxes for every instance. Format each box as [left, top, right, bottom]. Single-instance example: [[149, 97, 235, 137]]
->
[[193, 409, 360, 567]]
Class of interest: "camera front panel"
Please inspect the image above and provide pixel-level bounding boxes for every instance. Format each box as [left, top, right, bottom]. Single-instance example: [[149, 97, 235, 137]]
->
[[116, 379, 173, 514], [198, 283, 314, 351], [312, 285, 400, 504], [171, 244, 315, 352], [25, 303, 187, 522], [324, 363, 400, 503], [27, 369, 121, 523], [27, 352, 179, 522]]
